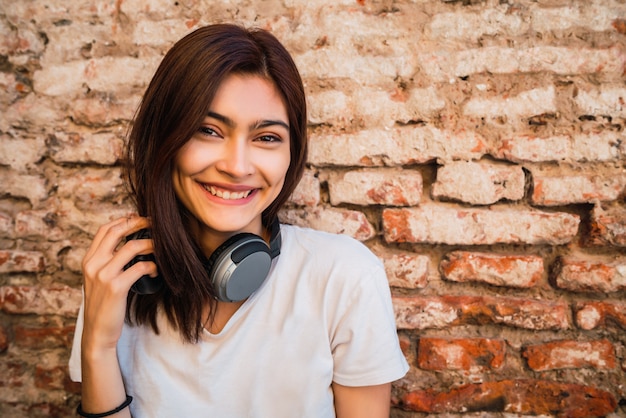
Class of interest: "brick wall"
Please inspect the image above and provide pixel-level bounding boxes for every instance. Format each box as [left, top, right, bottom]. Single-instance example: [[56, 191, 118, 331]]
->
[[1, 0, 625, 416]]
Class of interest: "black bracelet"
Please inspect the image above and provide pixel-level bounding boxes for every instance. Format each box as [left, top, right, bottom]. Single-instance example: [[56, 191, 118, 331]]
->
[[76, 395, 133, 417]]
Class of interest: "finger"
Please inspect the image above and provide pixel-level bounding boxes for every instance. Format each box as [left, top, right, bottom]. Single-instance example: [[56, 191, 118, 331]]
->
[[85, 216, 150, 262], [97, 258, 158, 296]]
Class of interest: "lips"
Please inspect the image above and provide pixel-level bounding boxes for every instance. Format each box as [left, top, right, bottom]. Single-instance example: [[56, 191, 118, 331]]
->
[[201, 183, 254, 200]]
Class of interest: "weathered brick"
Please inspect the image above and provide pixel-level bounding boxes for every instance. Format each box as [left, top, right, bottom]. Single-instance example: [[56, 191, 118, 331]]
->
[[132, 19, 194, 47], [417, 337, 506, 372], [33, 56, 159, 97], [0, 19, 46, 56], [0, 135, 46, 172], [0, 212, 13, 239], [0, 360, 27, 389], [383, 204, 580, 246], [428, 8, 527, 42], [440, 251, 543, 288], [522, 339, 616, 371], [0, 71, 28, 107], [0, 250, 45, 273], [328, 168, 422, 206], [0, 95, 63, 132], [34, 365, 68, 391], [554, 257, 626, 293], [14, 325, 75, 349], [295, 45, 415, 81], [47, 131, 125, 166], [63, 247, 86, 274], [531, 3, 626, 33], [496, 132, 624, 163], [307, 90, 350, 126], [57, 199, 135, 237], [292, 11, 416, 80], [0, 285, 81, 317], [393, 296, 569, 331], [55, 167, 125, 202], [575, 85, 626, 118], [15, 210, 66, 241], [287, 170, 320, 206], [352, 86, 445, 127], [0, 324, 8, 353], [530, 169, 626, 206], [308, 127, 487, 167], [575, 301, 626, 330], [120, 0, 187, 17], [400, 379, 617, 417], [374, 248, 429, 289], [464, 86, 556, 122], [0, 169, 48, 205], [431, 161, 525, 205], [70, 96, 140, 127], [279, 207, 375, 241], [420, 47, 624, 81], [588, 204, 626, 247]]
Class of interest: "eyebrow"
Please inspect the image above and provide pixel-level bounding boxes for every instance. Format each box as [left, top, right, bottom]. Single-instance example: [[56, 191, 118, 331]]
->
[[207, 111, 289, 132]]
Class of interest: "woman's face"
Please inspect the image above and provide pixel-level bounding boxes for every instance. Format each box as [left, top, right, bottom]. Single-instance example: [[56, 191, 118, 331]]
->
[[172, 74, 291, 250]]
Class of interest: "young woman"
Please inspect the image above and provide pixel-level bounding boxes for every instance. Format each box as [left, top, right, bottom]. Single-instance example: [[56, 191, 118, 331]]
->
[[69, 23, 408, 417]]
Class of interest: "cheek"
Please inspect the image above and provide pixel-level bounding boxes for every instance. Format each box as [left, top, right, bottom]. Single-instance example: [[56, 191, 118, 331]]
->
[[175, 142, 209, 175], [267, 150, 291, 187]]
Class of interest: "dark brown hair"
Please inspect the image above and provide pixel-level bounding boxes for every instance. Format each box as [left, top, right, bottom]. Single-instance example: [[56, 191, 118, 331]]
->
[[124, 24, 307, 343]]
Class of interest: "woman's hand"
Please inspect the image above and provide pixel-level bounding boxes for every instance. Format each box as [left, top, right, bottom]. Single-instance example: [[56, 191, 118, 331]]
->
[[81, 215, 156, 353]]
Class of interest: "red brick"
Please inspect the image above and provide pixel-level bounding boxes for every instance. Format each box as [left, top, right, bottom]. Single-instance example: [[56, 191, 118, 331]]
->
[[375, 249, 429, 289], [383, 205, 579, 245], [0, 285, 81, 317], [14, 210, 65, 241], [421, 46, 624, 81], [531, 171, 626, 206], [393, 296, 569, 331], [400, 379, 617, 417], [0, 250, 45, 273], [14, 325, 75, 349], [588, 204, 626, 247], [417, 338, 505, 372], [328, 168, 422, 206], [431, 161, 525, 205], [523, 339, 616, 371], [35, 365, 67, 390], [0, 360, 27, 388], [287, 170, 320, 206], [575, 301, 626, 330], [496, 132, 622, 163], [308, 127, 487, 167], [47, 130, 125, 165], [440, 251, 543, 288], [554, 257, 626, 293], [0, 324, 8, 353], [279, 207, 375, 241]]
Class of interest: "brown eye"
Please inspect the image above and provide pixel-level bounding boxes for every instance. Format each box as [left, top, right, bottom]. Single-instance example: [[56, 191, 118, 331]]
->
[[198, 126, 219, 137], [256, 135, 282, 143]]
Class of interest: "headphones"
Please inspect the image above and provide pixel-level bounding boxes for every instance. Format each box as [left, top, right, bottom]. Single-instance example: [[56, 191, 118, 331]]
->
[[124, 220, 281, 302]]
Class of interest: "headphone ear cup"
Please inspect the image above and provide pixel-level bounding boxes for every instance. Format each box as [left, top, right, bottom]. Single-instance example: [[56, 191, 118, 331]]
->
[[205, 233, 272, 302]]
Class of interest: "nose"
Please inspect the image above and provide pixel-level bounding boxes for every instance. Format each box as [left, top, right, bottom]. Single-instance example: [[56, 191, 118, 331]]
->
[[216, 138, 254, 178]]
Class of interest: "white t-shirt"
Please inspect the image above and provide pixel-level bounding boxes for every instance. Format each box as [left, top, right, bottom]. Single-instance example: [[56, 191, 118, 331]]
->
[[70, 224, 408, 417]]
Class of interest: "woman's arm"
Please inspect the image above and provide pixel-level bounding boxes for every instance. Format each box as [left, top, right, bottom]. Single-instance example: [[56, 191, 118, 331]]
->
[[79, 216, 155, 416], [332, 382, 391, 418]]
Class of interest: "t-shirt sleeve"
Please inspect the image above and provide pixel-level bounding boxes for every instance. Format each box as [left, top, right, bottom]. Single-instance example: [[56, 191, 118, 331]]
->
[[328, 253, 409, 387], [68, 296, 84, 382]]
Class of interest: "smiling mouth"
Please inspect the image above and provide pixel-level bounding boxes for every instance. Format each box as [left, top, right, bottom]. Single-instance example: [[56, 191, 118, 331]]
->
[[202, 184, 253, 200]]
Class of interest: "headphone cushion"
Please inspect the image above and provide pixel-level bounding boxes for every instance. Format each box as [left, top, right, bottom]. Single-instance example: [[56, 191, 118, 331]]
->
[[205, 233, 272, 302]]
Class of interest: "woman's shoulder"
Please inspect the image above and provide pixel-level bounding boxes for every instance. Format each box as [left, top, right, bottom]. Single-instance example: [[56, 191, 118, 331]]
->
[[279, 223, 382, 269]]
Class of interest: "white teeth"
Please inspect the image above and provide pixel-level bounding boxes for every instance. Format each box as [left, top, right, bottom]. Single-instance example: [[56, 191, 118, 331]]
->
[[205, 185, 251, 200]]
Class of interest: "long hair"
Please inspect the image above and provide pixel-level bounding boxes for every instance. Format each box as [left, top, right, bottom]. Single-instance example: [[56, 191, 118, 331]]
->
[[124, 24, 308, 343]]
